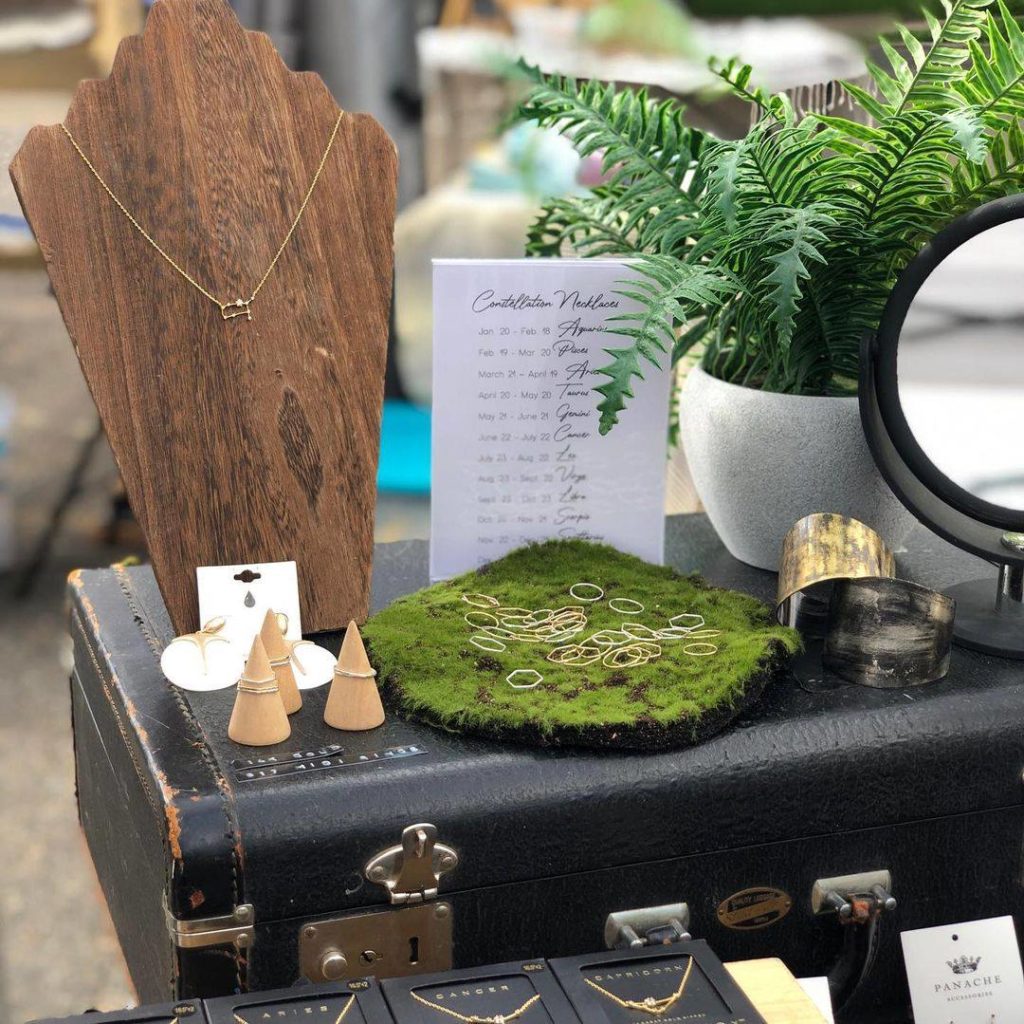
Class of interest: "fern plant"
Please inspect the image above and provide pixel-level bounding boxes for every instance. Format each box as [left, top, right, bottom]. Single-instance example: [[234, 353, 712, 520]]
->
[[517, 0, 1024, 434]]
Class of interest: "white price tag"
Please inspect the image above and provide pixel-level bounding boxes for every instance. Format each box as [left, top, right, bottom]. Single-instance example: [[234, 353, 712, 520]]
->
[[902, 916, 1024, 1023]]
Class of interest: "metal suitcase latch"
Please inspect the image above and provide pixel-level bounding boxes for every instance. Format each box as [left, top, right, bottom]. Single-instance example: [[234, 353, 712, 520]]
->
[[166, 902, 255, 950], [364, 823, 459, 905]]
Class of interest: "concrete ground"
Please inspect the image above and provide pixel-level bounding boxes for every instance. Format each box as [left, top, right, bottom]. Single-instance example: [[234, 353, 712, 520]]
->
[[0, 268, 429, 1023]]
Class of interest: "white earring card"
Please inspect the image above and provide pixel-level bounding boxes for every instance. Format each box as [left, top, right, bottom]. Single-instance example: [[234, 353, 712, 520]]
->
[[901, 916, 1024, 1022], [430, 259, 672, 580], [196, 561, 302, 648]]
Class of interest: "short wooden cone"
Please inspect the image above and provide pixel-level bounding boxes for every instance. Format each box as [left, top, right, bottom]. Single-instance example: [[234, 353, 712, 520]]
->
[[229, 635, 291, 747], [324, 621, 385, 732], [260, 609, 302, 715]]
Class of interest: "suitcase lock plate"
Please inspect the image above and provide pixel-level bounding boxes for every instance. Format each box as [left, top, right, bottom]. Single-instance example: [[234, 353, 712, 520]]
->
[[298, 824, 457, 983]]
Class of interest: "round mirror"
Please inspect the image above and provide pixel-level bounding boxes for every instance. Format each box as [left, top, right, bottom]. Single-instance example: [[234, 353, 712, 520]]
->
[[898, 218, 1024, 514], [863, 194, 1024, 659]]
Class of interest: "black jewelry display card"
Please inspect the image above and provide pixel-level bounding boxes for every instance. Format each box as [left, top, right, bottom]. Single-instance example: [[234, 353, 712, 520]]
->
[[204, 980, 393, 1024], [548, 941, 766, 1024], [29, 1001, 207, 1024], [382, 961, 580, 1024]]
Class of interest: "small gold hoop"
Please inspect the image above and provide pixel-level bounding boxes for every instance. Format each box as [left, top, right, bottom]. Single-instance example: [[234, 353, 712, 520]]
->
[[507, 669, 544, 690], [670, 613, 705, 629], [684, 643, 718, 657], [569, 582, 604, 602], [470, 635, 507, 653], [621, 622, 660, 641], [464, 610, 499, 628], [608, 597, 645, 615], [461, 593, 499, 608]]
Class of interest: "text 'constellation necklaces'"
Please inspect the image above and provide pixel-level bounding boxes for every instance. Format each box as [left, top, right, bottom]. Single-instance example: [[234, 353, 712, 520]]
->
[[61, 110, 345, 322]]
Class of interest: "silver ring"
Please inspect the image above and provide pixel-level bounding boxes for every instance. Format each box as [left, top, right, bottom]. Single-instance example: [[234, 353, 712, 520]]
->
[[608, 597, 644, 615], [569, 582, 604, 602]]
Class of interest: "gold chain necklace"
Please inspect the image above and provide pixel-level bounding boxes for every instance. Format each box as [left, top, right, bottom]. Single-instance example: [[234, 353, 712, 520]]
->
[[234, 998, 353, 1024], [584, 956, 694, 1016], [410, 989, 541, 1024], [61, 110, 345, 323]]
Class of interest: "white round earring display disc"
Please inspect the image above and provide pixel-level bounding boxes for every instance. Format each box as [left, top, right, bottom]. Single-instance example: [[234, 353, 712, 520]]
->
[[289, 640, 336, 689], [160, 638, 244, 692]]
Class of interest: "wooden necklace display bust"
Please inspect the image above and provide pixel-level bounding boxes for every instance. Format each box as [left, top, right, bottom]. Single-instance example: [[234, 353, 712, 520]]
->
[[10, 0, 398, 635]]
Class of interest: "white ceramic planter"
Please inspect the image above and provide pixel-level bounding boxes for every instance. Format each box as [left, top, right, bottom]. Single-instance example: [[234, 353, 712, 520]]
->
[[678, 365, 914, 570]]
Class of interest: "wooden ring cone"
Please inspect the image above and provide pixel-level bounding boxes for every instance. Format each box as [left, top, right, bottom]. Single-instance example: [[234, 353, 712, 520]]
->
[[324, 621, 385, 731], [228, 635, 291, 747], [260, 609, 302, 714]]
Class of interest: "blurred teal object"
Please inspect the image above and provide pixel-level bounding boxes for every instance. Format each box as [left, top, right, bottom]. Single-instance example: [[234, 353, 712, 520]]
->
[[377, 399, 431, 494], [468, 124, 581, 199]]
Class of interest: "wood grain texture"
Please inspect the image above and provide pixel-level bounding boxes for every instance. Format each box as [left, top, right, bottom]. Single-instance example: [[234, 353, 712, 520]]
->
[[10, 0, 397, 634], [726, 959, 829, 1024]]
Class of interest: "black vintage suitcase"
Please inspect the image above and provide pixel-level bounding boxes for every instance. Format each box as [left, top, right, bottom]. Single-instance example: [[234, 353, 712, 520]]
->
[[68, 514, 1024, 1024]]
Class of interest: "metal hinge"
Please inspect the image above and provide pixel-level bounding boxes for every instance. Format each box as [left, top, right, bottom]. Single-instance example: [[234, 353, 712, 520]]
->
[[605, 903, 692, 949], [364, 823, 458, 905], [812, 870, 896, 922], [166, 902, 255, 950]]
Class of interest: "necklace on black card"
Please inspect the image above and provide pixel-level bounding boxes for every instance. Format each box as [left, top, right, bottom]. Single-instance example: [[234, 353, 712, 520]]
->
[[585, 956, 695, 1016], [410, 989, 541, 1024]]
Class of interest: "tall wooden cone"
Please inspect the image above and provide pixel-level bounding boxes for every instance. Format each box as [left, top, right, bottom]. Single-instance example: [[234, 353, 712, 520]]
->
[[260, 609, 302, 714], [324, 621, 385, 731], [228, 635, 291, 747]]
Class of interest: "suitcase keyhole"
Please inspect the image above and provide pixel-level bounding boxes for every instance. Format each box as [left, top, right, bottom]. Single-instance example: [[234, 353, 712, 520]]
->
[[409, 936, 420, 965]]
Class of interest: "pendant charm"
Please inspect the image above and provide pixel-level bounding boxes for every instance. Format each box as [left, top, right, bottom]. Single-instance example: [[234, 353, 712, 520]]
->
[[221, 298, 252, 321]]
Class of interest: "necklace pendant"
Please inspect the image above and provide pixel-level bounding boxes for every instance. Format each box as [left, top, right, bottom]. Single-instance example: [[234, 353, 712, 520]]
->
[[221, 298, 252, 322]]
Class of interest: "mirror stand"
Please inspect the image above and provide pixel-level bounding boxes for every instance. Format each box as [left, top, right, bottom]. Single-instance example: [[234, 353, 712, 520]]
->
[[944, 534, 1024, 659], [945, 568, 1024, 660]]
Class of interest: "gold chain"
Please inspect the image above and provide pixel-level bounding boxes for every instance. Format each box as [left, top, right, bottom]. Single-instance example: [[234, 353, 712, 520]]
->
[[234, 997, 354, 1024], [60, 109, 346, 322], [410, 990, 541, 1024], [584, 957, 694, 1016]]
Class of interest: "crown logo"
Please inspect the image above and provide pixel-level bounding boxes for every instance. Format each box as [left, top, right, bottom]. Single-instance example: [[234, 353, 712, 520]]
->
[[947, 954, 982, 975]]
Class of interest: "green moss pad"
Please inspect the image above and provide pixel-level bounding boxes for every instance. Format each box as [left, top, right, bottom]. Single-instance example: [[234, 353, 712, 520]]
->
[[363, 540, 800, 751]]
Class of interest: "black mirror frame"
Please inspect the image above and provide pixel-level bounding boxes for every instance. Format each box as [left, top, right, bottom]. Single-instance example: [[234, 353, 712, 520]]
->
[[861, 193, 1024, 569]]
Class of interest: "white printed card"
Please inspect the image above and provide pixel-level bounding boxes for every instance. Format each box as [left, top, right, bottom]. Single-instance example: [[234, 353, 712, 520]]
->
[[430, 259, 672, 580], [901, 916, 1024, 1023]]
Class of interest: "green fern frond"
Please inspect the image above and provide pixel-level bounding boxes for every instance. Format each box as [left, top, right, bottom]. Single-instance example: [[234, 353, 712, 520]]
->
[[707, 57, 794, 122], [744, 205, 837, 351], [527, 189, 644, 257], [955, 0, 1024, 122], [516, 59, 705, 225], [593, 259, 735, 433], [861, 0, 994, 117]]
